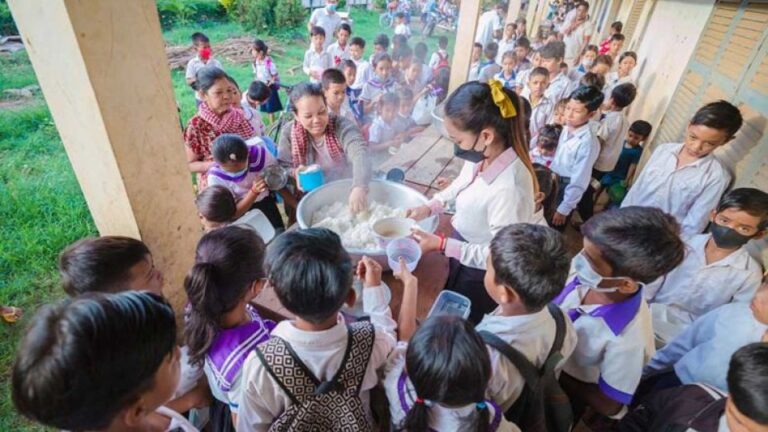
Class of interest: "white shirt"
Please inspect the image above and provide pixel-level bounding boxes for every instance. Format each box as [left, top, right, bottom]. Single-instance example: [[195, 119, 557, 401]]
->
[[595, 110, 630, 172], [603, 71, 635, 100], [550, 122, 600, 215], [351, 58, 370, 90], [645, 233, 763, 342], [236, 284, 397, 431], [646, 302, 768, 392], [394, 23, 412, 37], [475, 10, 503, 47], [545, 72, 573, 103], [516, 67, 533, 91], [622, 143, 732, 236], [326, 41, 350, 67], [252, 57, 278, 83], [241, 95, 265, 137], [383, 342, 521, 432], [428, 49, 449, 70], [429, 147, 536, 269], [303, 48, 333, 83], [185, 57, 223, 100], [207, 144, 275, 201], [563, 20, 594, 64], [309, 8, 341, 49], [529, 96, 555, 149], [555, 279, 655, 406], [360, 78, 397, 102], [477, 308, 579, 411], [496, 38, 517, 64]]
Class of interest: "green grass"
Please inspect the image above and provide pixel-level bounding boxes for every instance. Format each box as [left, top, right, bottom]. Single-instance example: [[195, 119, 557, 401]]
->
[[0, 9, 454, 430]]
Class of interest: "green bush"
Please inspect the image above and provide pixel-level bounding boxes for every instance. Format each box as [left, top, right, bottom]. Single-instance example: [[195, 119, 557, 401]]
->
[[372, 0, 388, 11], [235, 0, 306, 35], [0, 1, 19, 35], [274, 0, 305, 29], [156, 0, 226, 29]]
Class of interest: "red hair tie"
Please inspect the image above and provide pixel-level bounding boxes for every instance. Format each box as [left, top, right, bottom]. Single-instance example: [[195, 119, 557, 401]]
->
[[415, 397, 425, 405]]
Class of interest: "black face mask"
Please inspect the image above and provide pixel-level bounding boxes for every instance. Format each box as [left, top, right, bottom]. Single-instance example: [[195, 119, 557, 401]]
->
[[453, 135, 486, 163], [710, 222, 754, 249]]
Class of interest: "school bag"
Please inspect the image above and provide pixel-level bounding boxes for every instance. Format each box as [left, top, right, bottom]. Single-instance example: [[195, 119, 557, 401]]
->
[[432, 51, 450, 77], [617, 383, 727, 432], [479, 303, 573, 432], [255, 321, 376, 432]]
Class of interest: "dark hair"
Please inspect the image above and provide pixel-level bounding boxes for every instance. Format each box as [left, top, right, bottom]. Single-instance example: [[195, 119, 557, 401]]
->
[[629, 120, 652, 138], [289, 82, 326, 113], [582, 207, 685, 283], [191, 32, 209, 44], [538, 124, 562, 151], [559, 61, 569, 70], [196, 66, 229, 94], [337, 22, 352, 35], [728, 343, 768, 424], [501, 50, 517, 63], [247, 80, 271, 102], [583, 44, 599, 55], [576, 0, 589, 10], [184, 226, 266, 365], [341, 59, 357, 71], [252, 38, 268, 54], [445, 82, 538, 191], [393, 45, 413, 62], [515, 36, 531, 50], [374, 33, 390, 50], [490, 224, 569, 310], [438, 36, 449, 49], [610, 83, 637, 109], [611, 33, 626, 42], [611, 21, 623, 32], [402, 315, 492, 432], [554, 98, 569, 111], [716, 188, 768, 230], [196, 185, 236, 223], [398, 87, 414, 102], [58, 237, 151, 296], [529, 66, 549, 80], [311, 25, 326, 38], [392, 34, 408, 49], [212, 133, 248, 164], [266, 228, 352, 323], [395, 11, 405, 19], [225, 74, 240, 90], [618, 51, 637, 64], [12, 291, 175, 430], [569, 85, 604, 112], [690, 100, 743, 138], [350, 36, 366, 48], [415, 42, 429, 61], [372, 52, 393, 67], [380, 92, 400, 109], [321, 68, 347, 89], [539, 41, 565, 60], [594, 54, 614, 67], [534, 163, 559, 224], [580, 72, 605, 90], [473, 42, 483, 50], [484, 42, 499, 60]]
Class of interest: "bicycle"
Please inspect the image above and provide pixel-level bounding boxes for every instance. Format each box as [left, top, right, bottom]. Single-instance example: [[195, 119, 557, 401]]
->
[[265, 83, 295, 145]]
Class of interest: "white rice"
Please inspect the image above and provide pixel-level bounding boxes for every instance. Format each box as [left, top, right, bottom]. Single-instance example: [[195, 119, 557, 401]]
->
[[311, 201, 406, 249]]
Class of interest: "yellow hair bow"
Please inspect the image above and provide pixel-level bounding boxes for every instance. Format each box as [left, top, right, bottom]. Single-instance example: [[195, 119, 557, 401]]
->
[[488, 79, 517, 119]]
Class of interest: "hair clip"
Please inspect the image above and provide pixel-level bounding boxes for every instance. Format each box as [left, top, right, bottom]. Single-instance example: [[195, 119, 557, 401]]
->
[[476, 401, 487, 410], [229, 153, 237, 161], [488, 79, 517, 119], [415, 397, 433, 407]]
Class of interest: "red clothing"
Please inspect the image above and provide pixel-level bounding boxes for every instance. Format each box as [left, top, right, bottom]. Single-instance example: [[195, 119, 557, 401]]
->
[[599, 36, 612, 55]]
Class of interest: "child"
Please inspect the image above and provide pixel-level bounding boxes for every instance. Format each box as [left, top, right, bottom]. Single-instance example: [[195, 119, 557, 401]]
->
[[514, 37, 533, 73], [571, 44, 599, 79], [640, 280, 768, 397], [303, 26, 333, 83], [361, 52, 396, 116], [236, 228, 397, 430], [467, 42, 484, 81], [401, 61, 426, 95], [428, 36, 450, 77], [477, 42, 502, 83], [369, 33, 391, 63], [326, 22, 351, 67], [596, 120, 652, 206], [604, 51, 638, 98], [206, 134, 285, 230], [644, 188, 767, 342], [551, 98, 568, 126], [12, 292, 197, 431], [604, 33, 626, 61], [392, 34, 408, 53], [494, 51, 518, 89], [555, 206, 686, 420], [622, 100, 742, 235], [591, 54, 614, 77], [369, 92, 408, 163], [539, 41, 571, 103], [414, 41, 433, 85], [599, 21, 623, 55], [533, 163, 560, 226], [525, 67, 554, 147], [393, 11, 411, 38], [322, 68, 355, 123], [184, 226, 273, 430], [515, 49, 541, 94], [477, 224, 578, 417], [349, 37, 370, 90], [196, 185, 237, 232], [531, 124, 561, 168], [342, 60, 365, 123], [594, 83, 637, 176], [241, 80, 270, 136], [496, 23, 518, 64], [186, 32, 223, 105], [549, 85, 604, 228], [397, 87, 418, 131], [391, 45, 414, 83], [251, 39, 283, 123]]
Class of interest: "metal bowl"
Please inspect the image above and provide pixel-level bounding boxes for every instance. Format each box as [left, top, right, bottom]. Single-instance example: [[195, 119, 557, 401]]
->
[[296, 179, 439, 256]]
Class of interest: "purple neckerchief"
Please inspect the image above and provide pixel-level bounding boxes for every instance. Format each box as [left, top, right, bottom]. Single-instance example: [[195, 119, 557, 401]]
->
[[396, 372, 502, 432], [208, 145, 268, 182], [206, 306, 272, 393], [367, 76, 396, 90], [553, 277, 643, 336]]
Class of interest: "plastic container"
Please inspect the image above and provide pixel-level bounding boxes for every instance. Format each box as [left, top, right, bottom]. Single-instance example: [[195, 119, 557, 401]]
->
[[373, 217, 415, 248], [298, 164, 325, 192], [232, 209, 276, 243], [386, 237, 422, 272], [428, 290, 472, 320]]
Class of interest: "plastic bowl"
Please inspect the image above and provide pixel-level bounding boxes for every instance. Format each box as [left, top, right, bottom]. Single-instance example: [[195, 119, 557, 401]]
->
[[386, 238, 422, 272], [373, 217, 415, 248]]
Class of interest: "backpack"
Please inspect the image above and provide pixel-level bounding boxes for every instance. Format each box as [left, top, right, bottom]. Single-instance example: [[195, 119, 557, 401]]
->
[[432, 51, 450, 76], [479, 303, 573, 432], [255, 321, 376, 432]]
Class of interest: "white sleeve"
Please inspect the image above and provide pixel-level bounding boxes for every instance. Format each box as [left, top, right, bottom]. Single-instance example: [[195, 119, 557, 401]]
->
[[598, 337, 647, 405], [622, 147, 663, 208], [428, 53, 439, 69], [185, 60, 196, 80], [368, 122, 383, 143], [645, 306, 718, 373], [235, 356, 284, 432], [432, 161, 474, 205], [360, 83, 374, 102], [302, 51, 311, 75], [556, 138, 600, 215], [679, 170, 731, 236], [363, 283, 398, 343], [732, 267, 762, 303], [309, 9, 319, 25]]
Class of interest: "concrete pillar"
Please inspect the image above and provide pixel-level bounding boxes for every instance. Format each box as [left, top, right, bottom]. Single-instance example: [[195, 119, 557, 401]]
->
[[448, 1, 483, 93], [506, 0, 523, 24], [8, 0, 200, 315]]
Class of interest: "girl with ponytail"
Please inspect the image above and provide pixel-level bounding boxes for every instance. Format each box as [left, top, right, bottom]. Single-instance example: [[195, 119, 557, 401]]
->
[[184, 225, 272, 431], [406, 80, 539, 324], [383, 314, 520, 432]]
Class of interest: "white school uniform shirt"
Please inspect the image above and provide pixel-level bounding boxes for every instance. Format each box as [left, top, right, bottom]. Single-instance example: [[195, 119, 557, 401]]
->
[[478, 308, 579, 411], [236, 284, 397, 431], [563, 20, 594, 65], [554, 278, 655, 405], [384, 342, 521, 432], [241, 95, 265, 137], [360, 77, 397, 102], [185, 56, 223, 100], [545, 72, 573, 103], [645, 233, 762, 343], [496, 38, 517, 64], [468, 61, 482, 81], [308, 8, 341, 49], [603, 71, 635, 100], [351, 58, 371, 90], [531, 208, 549, 227], [550, 122, 600, 216], [528, 96, 555, 149], [427, 147, 536, 269], [475, 10, 503, 47], [156, 406, 200, 432], [428, 49, 449, 70], [621, 143, 732, 236], [326, 41, 350, 67], [303, 48, 333, 83], [645, 302, 768, 392], [394, 22, 412, 38], [252, 57, 278, 83], [594, 110, 630, 172]]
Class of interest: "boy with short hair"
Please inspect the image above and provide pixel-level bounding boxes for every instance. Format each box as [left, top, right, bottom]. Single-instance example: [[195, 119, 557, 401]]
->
[[341, 59, 364, 124], [645, 188, 767, 343], [348, 37, 370, 90], [478, 224, 579, 412], [599, 21, 623, 55], [477, 42, 502, 83], [622, 100, 743, 235], [605, 33, 626, 61], [514, 37, 533, 73], [555, 206, 686, 419], [321, 68, 355, 122], [496, 23, 517, 64], [428, 36, 450, 76], [594, 83, 637, 175], [596, 120, 652, 206], [516, 49, 541, 94], [242, 80, 270, 136], [369, 33, 390, 63], [236, 228, 397, 429], [467, 42, 484, 81], [303, 26, 333, 83], [326, 22, 352, 67], [393, 12, 411, 38], [186, 32, 223, 104], [539, 41, 571, 103], [525, 67, 554, 148]]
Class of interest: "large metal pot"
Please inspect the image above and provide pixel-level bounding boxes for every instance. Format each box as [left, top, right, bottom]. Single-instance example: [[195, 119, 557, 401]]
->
[[296, 179, 439, 257]]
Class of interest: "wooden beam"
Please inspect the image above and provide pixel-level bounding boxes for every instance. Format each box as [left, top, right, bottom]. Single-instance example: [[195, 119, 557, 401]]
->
[[506, 0, 523, 24], [448, 1, 483, 93], [8, 0, 200, 316], [526, 0, 541, 37]]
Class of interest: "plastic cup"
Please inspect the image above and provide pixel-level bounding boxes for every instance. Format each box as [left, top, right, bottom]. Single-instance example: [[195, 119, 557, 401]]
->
[[298, 164, 324, 192], [373, 217, 415, 248], [386, 237, 422, 272]]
